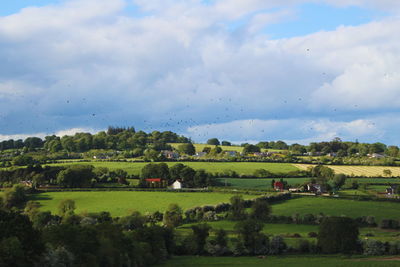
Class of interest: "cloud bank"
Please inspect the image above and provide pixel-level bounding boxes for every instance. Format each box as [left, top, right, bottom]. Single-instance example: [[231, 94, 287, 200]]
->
[[0, 0, 400, 144]]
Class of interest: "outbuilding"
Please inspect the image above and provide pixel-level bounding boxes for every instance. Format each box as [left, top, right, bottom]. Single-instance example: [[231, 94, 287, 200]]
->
[[172, 180, 182, 190]]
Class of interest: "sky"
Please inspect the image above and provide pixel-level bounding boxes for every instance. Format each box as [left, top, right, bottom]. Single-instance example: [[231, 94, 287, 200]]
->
[[1, 0, 400, 145]]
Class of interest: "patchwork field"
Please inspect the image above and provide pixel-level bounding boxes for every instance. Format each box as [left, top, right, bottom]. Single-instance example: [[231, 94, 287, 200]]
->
[[158, 256, 400, 267], [272, 197, 400, 222], [294, 164, 400, 177], [30, 191, 259, 217], [47, 161, 299, 176]]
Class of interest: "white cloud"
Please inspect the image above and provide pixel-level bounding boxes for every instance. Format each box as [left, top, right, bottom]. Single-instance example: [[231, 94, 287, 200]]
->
[[54, 127, 99, 137], [0, 127, 100, 142], [185, 117, 383, 144], [0, 0, 400, 145]]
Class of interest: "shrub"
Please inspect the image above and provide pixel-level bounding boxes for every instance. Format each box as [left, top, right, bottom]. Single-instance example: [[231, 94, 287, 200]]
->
[[298, 239, 310, 253], [203, 211, 218, 222], [232, 241, 248, 256], [291, 233, 301, 238], [269, 236, 287, 255], [308, 232, 318, 238], [317, 217, 359, 254], [363, 240, 385, 256]]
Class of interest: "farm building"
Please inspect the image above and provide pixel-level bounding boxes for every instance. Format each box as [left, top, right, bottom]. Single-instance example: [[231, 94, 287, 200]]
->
[[145, 178, 166, 188], [289, 187, 302, 193], [386, 185, 398, 195], [369, 153, 385, 159], [162, 150, 180, 159], [307, 184, 325, 194], [225, 151, 237, 157], [172, 180, 182, 190], [274, 181, 284, 191], [194, 152, 207, 157], [20, 180, 33, 188]]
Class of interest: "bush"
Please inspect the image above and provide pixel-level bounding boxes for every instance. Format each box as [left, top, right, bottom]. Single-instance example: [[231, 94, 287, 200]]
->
[[388, 241, 400, 255], [317, 217, 359, 254], [203, 211, 218, 222], [308, 232, 318, 238], [363, 240, 385, 256], [380, 219, 399, 230], [232, 241, 248, 256], [269, 236, 287, 255], [298, 239, 310, 253]]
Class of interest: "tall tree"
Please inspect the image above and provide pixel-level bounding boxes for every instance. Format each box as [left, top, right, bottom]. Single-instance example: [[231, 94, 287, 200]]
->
[[318, 217, 359, 254]]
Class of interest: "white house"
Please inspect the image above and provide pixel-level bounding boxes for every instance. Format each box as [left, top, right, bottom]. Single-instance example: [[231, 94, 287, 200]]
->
[[172, 180, 182, 190]]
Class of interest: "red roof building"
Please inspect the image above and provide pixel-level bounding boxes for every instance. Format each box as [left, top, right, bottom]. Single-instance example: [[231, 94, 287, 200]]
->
[[145, 178, 162, 183], [274, 181, 284, 191]]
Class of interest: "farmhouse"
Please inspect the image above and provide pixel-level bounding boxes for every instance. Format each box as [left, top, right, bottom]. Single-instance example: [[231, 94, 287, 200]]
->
[[172, 180, 182, 190], [386, 185, 398, 195], [307, 184, 325, 194]]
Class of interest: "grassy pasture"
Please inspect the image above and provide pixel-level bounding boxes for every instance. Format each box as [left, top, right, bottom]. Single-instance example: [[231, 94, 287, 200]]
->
[[215, 177, 400, 191], [272, 197, 400, 222], [46, 161, 299, 176], [178, 221, 317, 237], [178, 221, 399, 243], [30, 191, 259, 217], [158, 256, 400, 267], [294, 164, 400, 177], [215, 178, 310, 189]]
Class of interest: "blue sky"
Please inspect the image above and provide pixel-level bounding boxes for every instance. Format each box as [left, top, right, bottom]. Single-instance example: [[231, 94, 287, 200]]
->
[[1, 0, 400, 145]]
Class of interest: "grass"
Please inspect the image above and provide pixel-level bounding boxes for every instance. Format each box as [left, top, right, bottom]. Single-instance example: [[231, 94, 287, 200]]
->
[[178, 221, 318, 237], [179, 221, 399, 243], [215, 177, 400, 191], [157, 256, 400, 267], [294, 164, 400, 177], [46, 161, 299, 176], [30, 191, 259, 217], [272, 197, 400, 222], [215, 178, 310, 189]]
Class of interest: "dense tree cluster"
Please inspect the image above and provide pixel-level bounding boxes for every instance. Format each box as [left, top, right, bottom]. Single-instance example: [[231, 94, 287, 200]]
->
[[0, 206, 174, 266], [0, 164, 129, 188], [256, 141, 289, 150], [140, 163, 213, 188], [0, 127, 190, 153]]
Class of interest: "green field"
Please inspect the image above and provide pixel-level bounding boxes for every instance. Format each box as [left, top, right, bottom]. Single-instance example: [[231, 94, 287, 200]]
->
[[157, 256, 400, 267], [30, 191, 259, 217], [47, 161, 299, 176], [215, 177, 400, 191], [179, 221, 399, 243], [215, 178, 310, 189], [179, 221, 318, 237], [272, 197, 400, 222]]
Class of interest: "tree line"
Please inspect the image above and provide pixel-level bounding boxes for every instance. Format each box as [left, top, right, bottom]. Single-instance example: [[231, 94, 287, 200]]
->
[[139, 163, 214, 188], [0, 127, 190, 153]]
